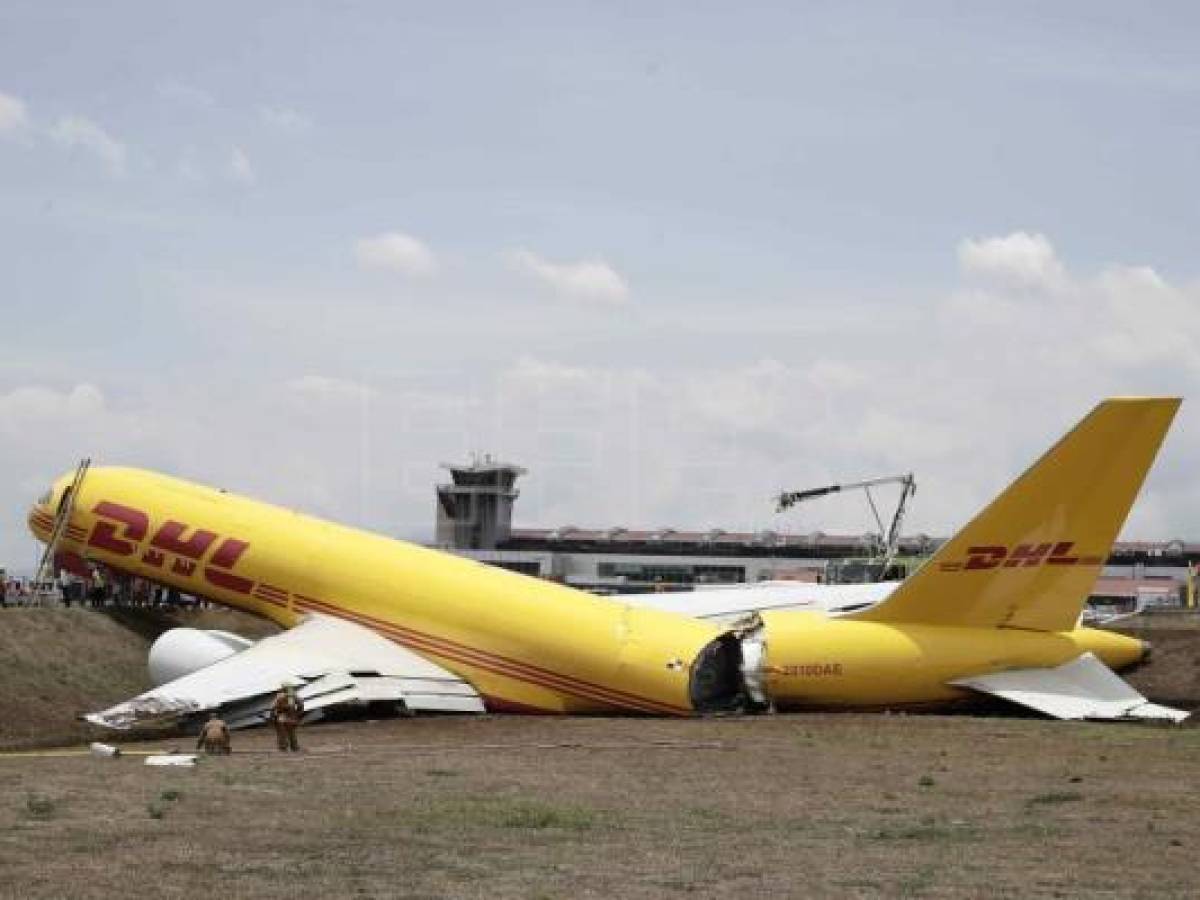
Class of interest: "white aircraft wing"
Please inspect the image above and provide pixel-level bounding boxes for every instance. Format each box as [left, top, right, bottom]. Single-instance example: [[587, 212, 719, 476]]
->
[[950, 652, 1188, 723], [622, 581, 897, 622], [86, 613, 484, 730]]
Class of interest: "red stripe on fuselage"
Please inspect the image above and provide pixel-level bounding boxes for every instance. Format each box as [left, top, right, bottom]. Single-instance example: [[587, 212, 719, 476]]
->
[[296, 603, 674, 716], [251, 590, 287, 608], [289, 595, 687, 716], [292, 594, 685, 715]]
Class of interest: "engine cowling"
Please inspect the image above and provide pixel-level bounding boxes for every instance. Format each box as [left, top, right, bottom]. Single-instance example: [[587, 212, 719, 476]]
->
[[148, 628, 254, 686]]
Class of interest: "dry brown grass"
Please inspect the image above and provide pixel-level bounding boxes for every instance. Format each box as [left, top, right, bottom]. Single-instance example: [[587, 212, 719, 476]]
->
[[2, 609, 1199, 897], [2, 714, 1199, 898], [0, 608, 151, 749], [0, 608, 277, 750]]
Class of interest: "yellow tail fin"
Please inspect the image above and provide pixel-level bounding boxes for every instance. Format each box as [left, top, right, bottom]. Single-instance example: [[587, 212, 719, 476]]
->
[[854, 398, 1180, 631]]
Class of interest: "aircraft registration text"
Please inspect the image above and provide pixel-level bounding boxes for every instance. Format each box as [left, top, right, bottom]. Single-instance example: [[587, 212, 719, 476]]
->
[[771, 663, 844, 677]]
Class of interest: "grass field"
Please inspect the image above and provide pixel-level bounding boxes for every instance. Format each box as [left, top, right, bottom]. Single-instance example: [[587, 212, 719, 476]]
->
[[2, 714, 1199, 899], [2, 608, 1199, 898]]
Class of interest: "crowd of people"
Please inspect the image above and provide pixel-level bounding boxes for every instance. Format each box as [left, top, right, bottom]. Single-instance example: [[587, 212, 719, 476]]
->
[[2, 564, 208, 610], [1, 577, 43, 607]]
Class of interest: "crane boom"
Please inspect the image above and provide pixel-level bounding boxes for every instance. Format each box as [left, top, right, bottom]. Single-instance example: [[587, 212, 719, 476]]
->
[[775, 474, 914, 512], [775, 473, 916, 580]]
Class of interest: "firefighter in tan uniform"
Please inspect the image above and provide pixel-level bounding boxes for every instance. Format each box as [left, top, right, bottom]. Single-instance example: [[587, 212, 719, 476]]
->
[[196, 712, 231, 754], [270, 684, 304, 752]]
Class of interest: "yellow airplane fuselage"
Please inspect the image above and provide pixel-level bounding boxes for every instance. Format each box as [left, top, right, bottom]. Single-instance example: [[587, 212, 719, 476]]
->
[[29, 463, 1149, 717], [761, 611, 1143, 710], [29, 467, 735, 716]]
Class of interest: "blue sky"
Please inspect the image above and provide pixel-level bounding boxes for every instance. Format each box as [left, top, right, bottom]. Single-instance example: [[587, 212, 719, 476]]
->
[[2, 3, 1199, 569]]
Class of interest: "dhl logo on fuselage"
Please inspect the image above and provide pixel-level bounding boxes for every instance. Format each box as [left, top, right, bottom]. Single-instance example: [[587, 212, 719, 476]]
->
[[937, 541, 1104, 573], [85, 500, 259, 598]]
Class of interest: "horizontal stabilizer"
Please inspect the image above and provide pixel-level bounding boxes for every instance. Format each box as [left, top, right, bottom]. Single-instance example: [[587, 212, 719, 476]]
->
[[950, 652, 1188, 723], [86, 614, 485, 730]]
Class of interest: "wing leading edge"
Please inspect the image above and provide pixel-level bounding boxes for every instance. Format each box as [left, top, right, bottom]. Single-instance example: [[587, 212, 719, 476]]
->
[[86, 613, 485, 730]]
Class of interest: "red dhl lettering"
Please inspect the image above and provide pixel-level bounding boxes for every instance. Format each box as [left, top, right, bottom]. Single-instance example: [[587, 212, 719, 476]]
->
[[88, 501, 148, 556], [87, 501, 256, 596], [1002, 543, 1052, 567], [964, 545, 1007, 570], [171, 558, 197, 577], [939, 541, 1101, 573], [150, 521, 219, 560]]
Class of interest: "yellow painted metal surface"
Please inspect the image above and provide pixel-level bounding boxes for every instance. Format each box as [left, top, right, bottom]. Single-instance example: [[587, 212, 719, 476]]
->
[[758, 397, 1173, 710], [28, 467, 725, 716], [761, 611, 1144, 709], [854, 398, 1180, 632]]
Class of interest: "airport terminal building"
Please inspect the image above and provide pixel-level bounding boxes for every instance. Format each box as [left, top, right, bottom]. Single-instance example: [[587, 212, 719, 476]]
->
[[432, 457, 1198, 610]]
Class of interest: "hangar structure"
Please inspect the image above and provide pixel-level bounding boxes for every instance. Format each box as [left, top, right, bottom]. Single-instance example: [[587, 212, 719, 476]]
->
[[433, 456, 1197, 609]]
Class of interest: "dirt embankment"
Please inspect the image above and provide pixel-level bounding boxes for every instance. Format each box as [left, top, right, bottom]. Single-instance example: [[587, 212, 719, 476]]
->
[[1115, 613, 1200, 710], [0, 607, 277, 751]]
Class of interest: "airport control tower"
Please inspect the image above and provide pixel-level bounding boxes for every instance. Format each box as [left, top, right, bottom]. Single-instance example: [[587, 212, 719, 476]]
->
[[435, 455, 527, 550]]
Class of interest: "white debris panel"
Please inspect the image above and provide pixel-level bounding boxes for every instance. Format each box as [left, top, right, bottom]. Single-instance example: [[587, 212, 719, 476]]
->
[[145, 754, 197, 767], [950, 652, 1189, 723]]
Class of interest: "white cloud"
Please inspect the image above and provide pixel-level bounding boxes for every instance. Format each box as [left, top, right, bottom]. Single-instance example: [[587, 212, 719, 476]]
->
[[943, 234, 1200, 376], [479, 235, 1200, 538], [176, 151, 204, 184], [0, 383, 105, 427], [286, 375, 373, 404], [156, 80, 215, 108], [804, 359, 870, 393], [938, 287, 1023, 331], [1089, 265, 1199, 369], [49, 115, 127, 175], [683, 359, 793, 432], [958, 231, 1066, 290], [505, 249, 630, 305], [504, 356, 594, 389], [260, 106, 313, 132], [229, 146, 255, 185], [5, 232, 1199, 570], [354, 232, 438, 276], [0, 91, 31, 137]]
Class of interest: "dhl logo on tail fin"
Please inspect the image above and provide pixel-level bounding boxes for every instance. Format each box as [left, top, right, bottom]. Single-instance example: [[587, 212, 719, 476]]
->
[[853, 398, 1180, 632], [937, 541, 1104, 572]]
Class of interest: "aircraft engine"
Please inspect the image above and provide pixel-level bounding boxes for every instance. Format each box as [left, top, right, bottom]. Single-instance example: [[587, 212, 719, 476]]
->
[[148, 628, 255, 686]]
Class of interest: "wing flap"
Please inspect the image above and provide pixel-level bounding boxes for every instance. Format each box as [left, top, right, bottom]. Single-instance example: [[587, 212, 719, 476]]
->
[[950, 652, 1188, 723], [86, 613, 485, 730]]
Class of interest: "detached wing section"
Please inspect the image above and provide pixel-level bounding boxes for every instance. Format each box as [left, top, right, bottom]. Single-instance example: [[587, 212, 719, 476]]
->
[[86, 614, 484, 730], [950, 653, 1188, 723]]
